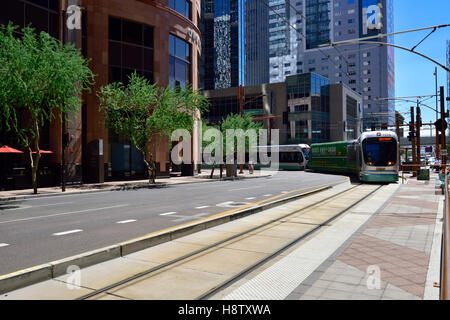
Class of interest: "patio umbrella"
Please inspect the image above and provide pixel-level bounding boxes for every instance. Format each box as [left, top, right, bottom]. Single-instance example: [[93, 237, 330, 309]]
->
[[0, 145, 24, 153]]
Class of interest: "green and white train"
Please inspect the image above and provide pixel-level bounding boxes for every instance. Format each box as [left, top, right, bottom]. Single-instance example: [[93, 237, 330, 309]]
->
[[307, 131, 399, 183]]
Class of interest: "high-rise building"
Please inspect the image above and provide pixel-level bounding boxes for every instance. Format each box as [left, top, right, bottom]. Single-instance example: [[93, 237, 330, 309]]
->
[[200, 0, 269, 90], [268, 0, 395, 130]]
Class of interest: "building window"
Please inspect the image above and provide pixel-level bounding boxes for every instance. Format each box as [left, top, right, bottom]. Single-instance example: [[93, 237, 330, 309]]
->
[[169, 34, 191, 89], [169, 0, 191, 20], [0, 0, 60, 39], [108, 17, 154, 84]]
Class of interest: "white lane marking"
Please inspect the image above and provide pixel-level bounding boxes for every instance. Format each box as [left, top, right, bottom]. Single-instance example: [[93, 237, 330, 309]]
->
[[195, 206, 210, 209], [0, 204, 130, 225], [228, 186, 263, 192], [0, 243, 9, 248], [263, 194, 273, 197], [52, 229, 83, 236], [159, 212, 177, 216], [245, 197, 256, 200], [116, 219, 137, 224], [5, 202, 75, 211], [281, 191, 288, 194]]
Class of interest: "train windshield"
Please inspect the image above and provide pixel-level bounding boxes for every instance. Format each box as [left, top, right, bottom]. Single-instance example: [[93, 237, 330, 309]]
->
[[362, 137, 397, 166], [301, 148, 310, 160]]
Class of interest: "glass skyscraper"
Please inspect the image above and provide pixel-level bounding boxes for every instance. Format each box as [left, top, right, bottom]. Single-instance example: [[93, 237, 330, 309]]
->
[[200, 0, 269, 90], [268, 0, 395, 129]]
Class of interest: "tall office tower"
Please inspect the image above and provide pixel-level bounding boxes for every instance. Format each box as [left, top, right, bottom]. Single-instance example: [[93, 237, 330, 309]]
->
[[268, 0, 301, 83], [268, 0, 395, 129], [201, 0, 269, 90]]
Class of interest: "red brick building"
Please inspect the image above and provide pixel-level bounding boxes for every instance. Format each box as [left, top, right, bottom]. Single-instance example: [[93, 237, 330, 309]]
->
[[0, 0, 201, 189]]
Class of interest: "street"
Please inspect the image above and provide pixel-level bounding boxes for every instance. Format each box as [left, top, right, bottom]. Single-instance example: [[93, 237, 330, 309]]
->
[[0, 171, 346, 275]]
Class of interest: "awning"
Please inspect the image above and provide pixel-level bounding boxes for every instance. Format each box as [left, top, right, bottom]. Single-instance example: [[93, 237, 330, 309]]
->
[[0, 145, 24, 153]]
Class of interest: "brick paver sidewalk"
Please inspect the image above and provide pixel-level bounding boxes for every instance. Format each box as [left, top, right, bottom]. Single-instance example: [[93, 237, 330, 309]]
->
[[296, 174, 443, 300]]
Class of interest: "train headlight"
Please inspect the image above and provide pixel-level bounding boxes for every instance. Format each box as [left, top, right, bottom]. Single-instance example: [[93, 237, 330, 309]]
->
[[387, 161, 394, 166], [367, 162, 373, 166]]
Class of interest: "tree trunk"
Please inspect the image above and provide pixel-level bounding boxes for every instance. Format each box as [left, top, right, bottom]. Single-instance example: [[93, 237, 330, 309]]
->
[[31, 119, 41, 194], [210, 162, 216, 179], [136, 146, 154, 184]]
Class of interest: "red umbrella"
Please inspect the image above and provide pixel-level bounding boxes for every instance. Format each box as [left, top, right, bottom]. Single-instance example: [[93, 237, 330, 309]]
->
[[0, 145, 24, 153]]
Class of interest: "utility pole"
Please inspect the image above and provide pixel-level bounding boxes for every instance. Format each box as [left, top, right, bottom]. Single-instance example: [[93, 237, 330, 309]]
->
[[435, 67, 440, 159], [416, 103, 421, 165], [410, 106, 417, 176], [395, 112, 401, 166], [441, 86, 447, 170]]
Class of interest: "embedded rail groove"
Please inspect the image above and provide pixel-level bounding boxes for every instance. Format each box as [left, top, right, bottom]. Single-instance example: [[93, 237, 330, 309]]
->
[[77, 183, 374, 300], [197, 184, 383, 300]]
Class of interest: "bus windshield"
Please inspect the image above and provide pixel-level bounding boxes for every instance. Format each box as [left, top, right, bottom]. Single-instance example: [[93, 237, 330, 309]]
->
[[362, 138, 397, 166]]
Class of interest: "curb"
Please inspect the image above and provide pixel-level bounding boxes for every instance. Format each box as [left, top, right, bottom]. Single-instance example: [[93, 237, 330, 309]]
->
[[0, 181, 338, 295], [0, 174, 272, 202]]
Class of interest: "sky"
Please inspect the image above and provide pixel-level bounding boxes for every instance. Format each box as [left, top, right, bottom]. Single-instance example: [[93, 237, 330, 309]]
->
[[393, 0, 450, 126]]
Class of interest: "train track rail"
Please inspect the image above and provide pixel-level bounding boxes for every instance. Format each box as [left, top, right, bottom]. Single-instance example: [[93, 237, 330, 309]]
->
[[77, 183, 383, 300]]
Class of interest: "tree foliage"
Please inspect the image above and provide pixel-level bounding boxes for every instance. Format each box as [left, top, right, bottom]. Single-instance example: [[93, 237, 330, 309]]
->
[[0, 23, 95, 193], [221, 113, 263, 155], [98, 72, 209, 183]]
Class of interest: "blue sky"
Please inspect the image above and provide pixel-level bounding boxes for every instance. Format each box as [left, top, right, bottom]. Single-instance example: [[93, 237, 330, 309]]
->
[[394, 0, 450, 124]]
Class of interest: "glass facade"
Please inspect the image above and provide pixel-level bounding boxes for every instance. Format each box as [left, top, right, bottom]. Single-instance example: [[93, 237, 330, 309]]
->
[[108, 17, 154, 84], [287, 73, 330, 143], [169, 0, 191, 20], [169, 34, 191, 89], [305, 0, 331, 49], [346, 95, 357, 139], [108, 16, 155, 179], [201, 0, 268, 90]]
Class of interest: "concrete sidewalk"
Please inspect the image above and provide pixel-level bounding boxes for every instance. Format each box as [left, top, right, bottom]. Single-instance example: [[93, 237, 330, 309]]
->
[[0, 169, 271, 202]]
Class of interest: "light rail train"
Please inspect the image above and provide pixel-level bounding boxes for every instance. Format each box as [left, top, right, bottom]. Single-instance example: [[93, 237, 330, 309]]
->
[[255, 144, 309, 170], [307, 131, 399, 182]]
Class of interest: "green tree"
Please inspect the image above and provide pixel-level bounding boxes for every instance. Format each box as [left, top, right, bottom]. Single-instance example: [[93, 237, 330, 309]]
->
[[0, 23, 95, 194], [220, 113, 263, 174], [98, 72, 209, 183]]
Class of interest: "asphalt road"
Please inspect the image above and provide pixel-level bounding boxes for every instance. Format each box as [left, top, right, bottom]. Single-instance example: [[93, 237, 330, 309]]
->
[[0, 171, 348, 275]]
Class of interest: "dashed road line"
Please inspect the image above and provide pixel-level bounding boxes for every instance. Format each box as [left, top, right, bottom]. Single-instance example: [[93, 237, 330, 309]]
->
[[0, 243, 9, 248], [263, 194, 273, 197], [195, 206, 210, 209], [116, 219, 137, 224], [159, 212, 177, 216], [0, 204, 130, 225], [52, 229, 83, 236], [245, 197, 256, 200]]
